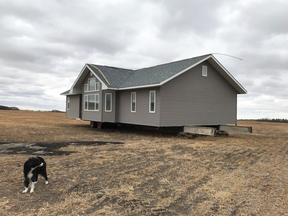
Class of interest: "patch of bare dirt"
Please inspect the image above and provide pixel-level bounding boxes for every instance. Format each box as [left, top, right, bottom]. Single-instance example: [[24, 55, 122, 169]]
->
[[1, 110, 288, 215]]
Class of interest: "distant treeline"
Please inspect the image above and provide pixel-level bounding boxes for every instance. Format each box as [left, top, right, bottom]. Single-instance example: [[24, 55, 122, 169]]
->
[[257, 118, 288, 123], [0, 105, 19, 110], [0, 105, 64, 113]]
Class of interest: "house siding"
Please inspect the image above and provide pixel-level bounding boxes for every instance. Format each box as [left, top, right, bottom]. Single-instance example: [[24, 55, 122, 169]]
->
[[160, 61, 238, 126], [66, 95, 81, 118], [81, 73, 102, 121], [116, 87, 161, 126]]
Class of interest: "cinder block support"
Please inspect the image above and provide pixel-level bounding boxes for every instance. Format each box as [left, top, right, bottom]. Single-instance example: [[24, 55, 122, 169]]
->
[[184, 126, 216, 136]]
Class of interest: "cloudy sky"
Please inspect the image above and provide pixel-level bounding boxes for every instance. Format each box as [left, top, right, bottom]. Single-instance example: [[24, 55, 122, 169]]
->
[[0, 0, 287, 119]]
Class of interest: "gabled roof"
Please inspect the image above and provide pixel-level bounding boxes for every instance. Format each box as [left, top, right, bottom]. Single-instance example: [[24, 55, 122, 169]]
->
[[61, 54, 247, 95]]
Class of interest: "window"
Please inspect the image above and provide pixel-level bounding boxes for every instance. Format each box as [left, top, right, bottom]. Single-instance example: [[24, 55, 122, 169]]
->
[[86, 78, 100, 91], [95, 94, 99, 111], [67, 97, 70, 110], [149, 90, 156, 113], [84, 94, 99, 111], [202, 65, 207, 77], [88, 78, 96, 91], [85, 95, 88, 110], [96, 81, 100, 91], [105, 93, 112, 112], [131, 92, 136, 112]]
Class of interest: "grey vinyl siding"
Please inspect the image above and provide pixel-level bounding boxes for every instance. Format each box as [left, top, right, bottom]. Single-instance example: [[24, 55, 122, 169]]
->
[[81, 73, 102, 121], [66, 95, 81, 118], [116, 87, 160, 126], [102, 90, 116, 123], [160, 61, 238, 126]]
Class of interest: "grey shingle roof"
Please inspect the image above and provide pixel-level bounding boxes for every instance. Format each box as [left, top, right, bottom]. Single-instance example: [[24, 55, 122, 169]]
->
[[88, 54, 210, 88]]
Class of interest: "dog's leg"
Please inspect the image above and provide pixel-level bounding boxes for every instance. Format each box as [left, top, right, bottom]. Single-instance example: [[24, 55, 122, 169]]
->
[[40, 166, 49, 185], [23, 181, 31, 193], [22, 187, 29, 193], [30, 181, 36, 193], [22, 178, 30, 193]]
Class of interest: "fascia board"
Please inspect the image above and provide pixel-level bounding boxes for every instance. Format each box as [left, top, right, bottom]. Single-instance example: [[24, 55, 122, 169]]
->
[[86, 65, 109, 90], [69, 64, 88, 94], [69, 64, 109, 93], [61, 92, 80, 96], [209, 56, 247, 94], [117, 83, 161, 90]]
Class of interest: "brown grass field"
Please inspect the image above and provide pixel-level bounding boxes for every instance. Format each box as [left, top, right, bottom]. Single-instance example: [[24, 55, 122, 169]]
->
[[1, 110, 288, 215]]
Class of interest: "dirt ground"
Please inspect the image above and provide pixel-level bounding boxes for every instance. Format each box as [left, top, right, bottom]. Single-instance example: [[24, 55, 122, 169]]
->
[[0, 110, 288, 215]]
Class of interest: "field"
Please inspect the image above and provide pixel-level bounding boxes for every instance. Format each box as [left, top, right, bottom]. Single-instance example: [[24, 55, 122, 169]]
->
[[1, 110, 288, 215]]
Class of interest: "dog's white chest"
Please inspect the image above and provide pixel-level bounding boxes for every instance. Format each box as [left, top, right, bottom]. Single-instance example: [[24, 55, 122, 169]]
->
[[27, 170, 33, 179]]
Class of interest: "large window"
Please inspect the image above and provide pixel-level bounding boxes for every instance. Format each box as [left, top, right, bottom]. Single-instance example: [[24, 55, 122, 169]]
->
[[85, 78, 100, 92], [84, 94, 99, 111], [149, 90, 156, 113], [105, 93, 112, 112], [131, 92, 136, 112]]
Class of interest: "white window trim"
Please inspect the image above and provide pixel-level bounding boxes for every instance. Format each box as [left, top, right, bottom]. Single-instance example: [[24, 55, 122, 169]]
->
[[85, 78, 100, 92], [149, 90, 156, 113], [84, 94, 99, 111], [105, 93, 112, 112], [131, 92, 136, 113], [67, 97, 70, 110], [202, 65, 207, 77]]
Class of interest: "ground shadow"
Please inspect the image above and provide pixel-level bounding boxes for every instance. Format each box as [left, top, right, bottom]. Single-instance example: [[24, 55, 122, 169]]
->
[[0, 141, 124, 155]]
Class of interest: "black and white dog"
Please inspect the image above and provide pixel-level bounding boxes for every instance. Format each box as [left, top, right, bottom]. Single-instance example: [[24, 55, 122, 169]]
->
[[22, 157, 49, 193]]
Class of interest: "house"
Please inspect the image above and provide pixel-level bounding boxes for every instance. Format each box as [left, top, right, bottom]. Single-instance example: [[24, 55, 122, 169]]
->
[[61, 54, 247, 128]]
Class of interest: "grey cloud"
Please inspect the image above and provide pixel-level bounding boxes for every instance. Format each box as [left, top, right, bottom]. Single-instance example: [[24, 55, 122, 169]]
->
[[154, 0, 229, 38], [1, 0, 288, 118]]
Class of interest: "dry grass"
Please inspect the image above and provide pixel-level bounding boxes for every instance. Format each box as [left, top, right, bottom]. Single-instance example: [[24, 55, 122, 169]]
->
[[1, 110, 288, 215]]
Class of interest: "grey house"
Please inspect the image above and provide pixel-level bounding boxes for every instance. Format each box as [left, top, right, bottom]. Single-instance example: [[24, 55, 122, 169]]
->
[[61, 54, 247, 128]]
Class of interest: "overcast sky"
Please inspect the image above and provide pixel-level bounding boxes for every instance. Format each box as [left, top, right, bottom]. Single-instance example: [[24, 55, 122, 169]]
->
[[0, 0, 287, 119]]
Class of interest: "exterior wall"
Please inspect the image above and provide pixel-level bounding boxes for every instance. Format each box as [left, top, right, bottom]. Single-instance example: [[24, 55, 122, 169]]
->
[[160, 61, 238, 126], [102, 90, 116, 123], [116, 87, 161, 126], [81, 73, 102, 121], [66, 95, 81, 118]]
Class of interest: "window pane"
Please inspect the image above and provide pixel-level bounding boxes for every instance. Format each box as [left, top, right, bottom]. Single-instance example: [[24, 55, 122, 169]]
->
[[89, 79, 96, 91], [88, 95, 96, 110], [202, 65, 207, 77], [67, 97, 70, 110], [150, 91, 155, 112], [84, 95, 88, 110], [96, 82, 100, 91], [106, 94, 112, 111], [131, 92, 136, 112], [95, 94, 99, 110]]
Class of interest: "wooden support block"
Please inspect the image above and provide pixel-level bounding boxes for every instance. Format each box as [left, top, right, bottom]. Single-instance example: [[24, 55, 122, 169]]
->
[[184, 126, 216, 136], [219, 125, 252, 133]]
